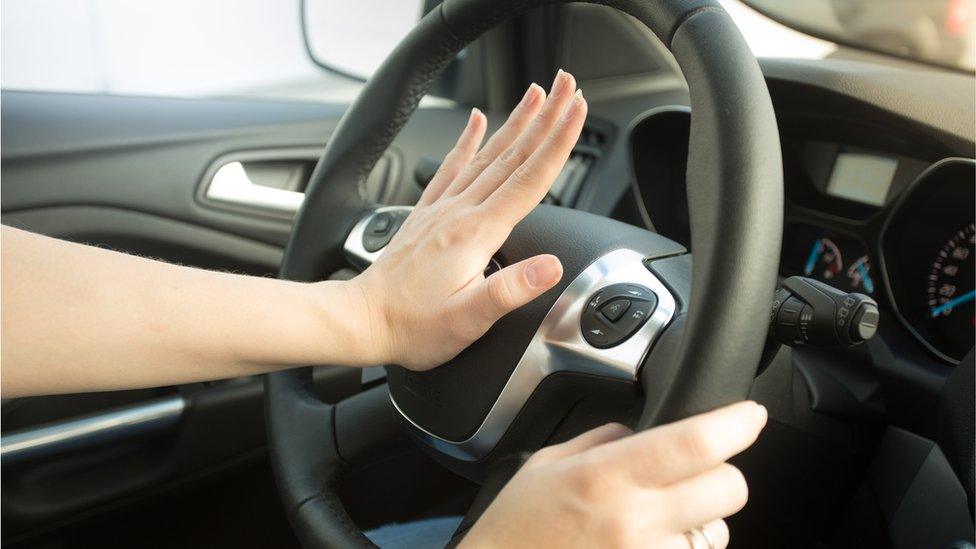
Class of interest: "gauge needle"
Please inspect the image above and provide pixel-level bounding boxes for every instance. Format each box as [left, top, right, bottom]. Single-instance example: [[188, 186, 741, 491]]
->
[[930, 289, 976, 317], [804, 241, 821, 276], [856, 263, 874, 293]]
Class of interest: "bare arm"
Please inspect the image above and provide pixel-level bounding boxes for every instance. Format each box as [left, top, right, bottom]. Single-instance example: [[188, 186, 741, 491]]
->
[[0, 225, 376, 396], [1, 71, 586, 397]]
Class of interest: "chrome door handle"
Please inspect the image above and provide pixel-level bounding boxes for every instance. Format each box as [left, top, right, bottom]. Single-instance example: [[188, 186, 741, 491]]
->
[[205, 161, 305, 214]]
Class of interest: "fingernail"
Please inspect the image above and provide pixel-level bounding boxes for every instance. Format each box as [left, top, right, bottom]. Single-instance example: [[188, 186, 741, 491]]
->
[[550, 69, 567, 96], [561, 90, 585, 122], [469, 107, 481, 123], [526, 256, 562, 288], [753, 403, 768, 425], [520, 84, 542, 107]]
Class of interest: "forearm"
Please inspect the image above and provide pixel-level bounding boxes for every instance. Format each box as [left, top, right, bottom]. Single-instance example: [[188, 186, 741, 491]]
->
[[1, 227, 377, 397], [2, 75, 586, 398]]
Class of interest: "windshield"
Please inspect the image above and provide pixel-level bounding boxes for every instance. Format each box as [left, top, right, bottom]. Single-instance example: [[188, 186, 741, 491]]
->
[[741, 0, 975, 71], [1, 0, 971, 104]]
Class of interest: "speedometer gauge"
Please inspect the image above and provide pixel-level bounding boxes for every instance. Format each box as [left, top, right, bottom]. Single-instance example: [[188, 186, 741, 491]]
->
[[926, 222, 975, 356], [881, 159, 975, 362]]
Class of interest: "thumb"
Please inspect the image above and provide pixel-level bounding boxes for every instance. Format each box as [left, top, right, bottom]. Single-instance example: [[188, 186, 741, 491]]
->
[[467, 254, 563, 327]]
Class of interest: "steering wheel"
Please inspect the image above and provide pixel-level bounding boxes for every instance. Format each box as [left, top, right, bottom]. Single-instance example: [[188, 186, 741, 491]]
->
[[266, 0, 782, 546]]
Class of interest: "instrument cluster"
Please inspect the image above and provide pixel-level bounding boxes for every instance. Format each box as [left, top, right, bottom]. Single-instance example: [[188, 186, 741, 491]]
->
[[625, 106, 974, 362], [782, 157, 974, 363], [782, 225, 875, 295]]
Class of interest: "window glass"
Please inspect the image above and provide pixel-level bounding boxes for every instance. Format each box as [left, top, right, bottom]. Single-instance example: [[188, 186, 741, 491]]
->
[[1, 0, 363, 102]]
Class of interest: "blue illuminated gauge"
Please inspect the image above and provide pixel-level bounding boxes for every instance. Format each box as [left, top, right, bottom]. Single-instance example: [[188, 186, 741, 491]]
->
[[846, 255, 875, 294], [804, 238, 843, 282], [926, 222, 975, 359]]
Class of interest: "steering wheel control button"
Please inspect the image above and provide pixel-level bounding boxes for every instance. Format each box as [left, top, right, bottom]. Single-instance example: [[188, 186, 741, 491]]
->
[[621, 285, 653, 301], [367, 212, 393, 234], [581, 314, 615, 347], [581, 283, 658, 348], [362, 233, 392, 252], [586, 292, 605, 313], [362, 211, 408, 252], [600, 298, 630, 321], [614, 298, 655, 335]]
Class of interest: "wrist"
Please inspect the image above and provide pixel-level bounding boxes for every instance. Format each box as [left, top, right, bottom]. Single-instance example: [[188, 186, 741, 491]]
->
[[309, 278, 393, 368]]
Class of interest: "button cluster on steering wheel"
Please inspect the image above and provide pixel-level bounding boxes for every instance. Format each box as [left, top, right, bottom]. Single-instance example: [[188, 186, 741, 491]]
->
[[362, 210, 409, 252], [581, 283, 657, 348]]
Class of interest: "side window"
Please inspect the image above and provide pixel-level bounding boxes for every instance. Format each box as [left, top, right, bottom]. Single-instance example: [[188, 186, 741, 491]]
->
[[0, 1, 450, 103]]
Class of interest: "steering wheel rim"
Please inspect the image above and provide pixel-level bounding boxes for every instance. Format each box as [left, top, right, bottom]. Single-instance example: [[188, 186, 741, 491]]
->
[[267, 1, 783, 547]]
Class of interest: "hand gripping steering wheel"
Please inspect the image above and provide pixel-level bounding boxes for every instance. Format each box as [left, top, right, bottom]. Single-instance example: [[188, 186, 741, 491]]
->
[[266, 1, 783, 546]]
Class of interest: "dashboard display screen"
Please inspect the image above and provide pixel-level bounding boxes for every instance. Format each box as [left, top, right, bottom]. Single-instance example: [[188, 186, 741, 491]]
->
[[827, 152, 898, 206]]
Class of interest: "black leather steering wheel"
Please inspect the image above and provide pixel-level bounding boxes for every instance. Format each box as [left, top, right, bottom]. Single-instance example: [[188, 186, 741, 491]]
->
[[266, 1, 783, 547]]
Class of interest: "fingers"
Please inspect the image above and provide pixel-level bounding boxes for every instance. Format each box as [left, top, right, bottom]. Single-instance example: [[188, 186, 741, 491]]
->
[[665, 520, 730, 549], [659, 463, 749, 532], [481, 88, 587, 226], [459, 69, 578, 205], [532, 423, 633, 464], [417, 108, 487, 206], [438, 83, 546, 200], [594, 401, 767, 487], [703, 519, 731, 549], [456, 254, 563, 335]]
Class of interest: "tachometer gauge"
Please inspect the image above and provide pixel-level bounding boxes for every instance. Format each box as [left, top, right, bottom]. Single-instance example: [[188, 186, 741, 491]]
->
[[846, 255, 875, 294], [804, 238, 843, 282], [926, 222, 975, 357]]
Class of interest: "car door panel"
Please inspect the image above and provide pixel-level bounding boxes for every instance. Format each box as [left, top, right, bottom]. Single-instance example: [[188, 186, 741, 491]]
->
[[0, 89, 466, 542]]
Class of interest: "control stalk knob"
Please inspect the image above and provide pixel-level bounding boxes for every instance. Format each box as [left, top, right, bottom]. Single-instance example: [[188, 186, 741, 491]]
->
[[769, 276, 879, 347]]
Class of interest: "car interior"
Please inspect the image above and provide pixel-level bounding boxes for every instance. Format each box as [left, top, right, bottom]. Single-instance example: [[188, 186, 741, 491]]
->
[[1, 1, 974, 548]]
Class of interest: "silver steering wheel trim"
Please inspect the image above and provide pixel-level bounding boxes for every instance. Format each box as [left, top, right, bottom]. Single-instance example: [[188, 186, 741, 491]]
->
[[344, 209, 677, 462]]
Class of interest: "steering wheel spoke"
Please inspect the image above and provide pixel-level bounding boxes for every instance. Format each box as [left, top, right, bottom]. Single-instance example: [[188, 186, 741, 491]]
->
[[394, 247, 678, 462]]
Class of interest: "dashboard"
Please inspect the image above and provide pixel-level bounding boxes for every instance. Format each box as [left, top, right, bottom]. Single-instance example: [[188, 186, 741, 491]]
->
[[785, 158, 975, 363], [624, 99, 975, 365]]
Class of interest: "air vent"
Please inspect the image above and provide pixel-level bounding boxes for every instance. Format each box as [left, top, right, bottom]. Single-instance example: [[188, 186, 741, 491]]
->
[[546, 126, 605, 206], [413, 126, 606, 207], [578, 126, 606, 148]]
